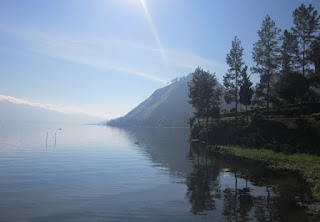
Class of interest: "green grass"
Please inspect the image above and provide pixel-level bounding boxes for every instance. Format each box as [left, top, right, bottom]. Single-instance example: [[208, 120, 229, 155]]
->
[[220, 116, 235, 121], [207, 145, 320, 203]]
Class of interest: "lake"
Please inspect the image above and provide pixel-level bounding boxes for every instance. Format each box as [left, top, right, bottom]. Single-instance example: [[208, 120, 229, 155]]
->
[[0, 124, 317, 221]]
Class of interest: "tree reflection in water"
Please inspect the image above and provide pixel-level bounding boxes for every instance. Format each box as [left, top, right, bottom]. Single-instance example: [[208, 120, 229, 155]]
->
[[123, 128, 315, 221], [186, 144, 220, 214], [186, 143, 313, 221]]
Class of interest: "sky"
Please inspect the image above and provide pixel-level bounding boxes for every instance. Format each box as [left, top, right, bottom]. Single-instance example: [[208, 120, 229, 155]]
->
[[0, 0, 318, 120]]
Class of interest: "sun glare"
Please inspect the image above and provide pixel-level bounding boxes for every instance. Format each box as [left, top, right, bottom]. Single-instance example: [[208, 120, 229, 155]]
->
[[138, 0, 172, 75], [139, 0, 147, 11]]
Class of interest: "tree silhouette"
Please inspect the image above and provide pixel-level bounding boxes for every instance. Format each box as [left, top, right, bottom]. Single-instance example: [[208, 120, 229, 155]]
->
[[188, 67, 221, 136], [281, 30, 299, 73], [239, 66, 253, 118], [292, 3, 320, 78], [252, 15, 281, 120], [186, 144, 220, 215], [224, 36, 245, 125]]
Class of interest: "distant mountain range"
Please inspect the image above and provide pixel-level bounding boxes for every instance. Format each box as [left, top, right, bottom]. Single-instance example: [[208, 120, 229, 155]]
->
[[107, 74, 233, 127], [0, 100, 101, 126]]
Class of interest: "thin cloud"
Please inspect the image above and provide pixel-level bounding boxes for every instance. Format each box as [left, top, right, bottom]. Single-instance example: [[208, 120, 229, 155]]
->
[[0, 25, 167, 84], [0, 24, 228, 82], [0, 94, 107, 119]]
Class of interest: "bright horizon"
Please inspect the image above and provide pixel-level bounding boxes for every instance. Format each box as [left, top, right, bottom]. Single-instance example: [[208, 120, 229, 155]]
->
[[0, 0, 318, 119]]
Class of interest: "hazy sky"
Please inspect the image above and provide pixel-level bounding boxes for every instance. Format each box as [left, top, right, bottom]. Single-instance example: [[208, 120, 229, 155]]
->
[[0, 0, 318, 119]]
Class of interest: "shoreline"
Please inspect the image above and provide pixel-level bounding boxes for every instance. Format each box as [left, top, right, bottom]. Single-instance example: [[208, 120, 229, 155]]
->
[[205, 144, 320, 216]]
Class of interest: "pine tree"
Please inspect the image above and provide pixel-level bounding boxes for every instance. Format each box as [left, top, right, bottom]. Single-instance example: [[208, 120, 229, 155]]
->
[[310, 35, 320, 88], [252, 15, 281, 120], [312, 35, 320, 75], [275, 29, 305, 105], [275, 71, 307, 104], [239, 66, 253, 116], [223, 36, 245, 125], [281, 30, 299, 72], [292, 3, 320, 77]]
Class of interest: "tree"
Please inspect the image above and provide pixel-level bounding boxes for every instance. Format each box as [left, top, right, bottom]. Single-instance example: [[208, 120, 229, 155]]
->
[[188, 67, 221, 133], [281, 30, 299, 72], [309, 35, 320, 90], [311, 35, 320, 75], [276, 29, 307, 105], [187, 116, 196, 130], [291, 3, 320, 78], [252, 83, 266, 108], [252, 15, 281, 120], [223, 36, 245, 125], [275, 71, 308, 104], [239, 66, 253, 116]]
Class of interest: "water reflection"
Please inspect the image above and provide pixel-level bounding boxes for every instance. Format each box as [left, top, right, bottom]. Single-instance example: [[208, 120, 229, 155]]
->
[[0, 125, 317, 221], [186, 143, 314, 221], [125, 127, 315, 221], [185, 146, 219, 214], [124, 127, 194, 178]]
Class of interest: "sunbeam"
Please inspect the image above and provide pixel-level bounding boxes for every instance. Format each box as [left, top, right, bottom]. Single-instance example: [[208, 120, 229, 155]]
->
[[139, 0, 172, 75]]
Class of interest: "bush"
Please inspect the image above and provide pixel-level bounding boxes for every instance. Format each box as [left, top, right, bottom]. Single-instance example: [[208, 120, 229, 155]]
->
[[252, 111, 264, 122], [221, 109, 229, 115], [312, 113, 320, 121], [230, 108, 237, 113]]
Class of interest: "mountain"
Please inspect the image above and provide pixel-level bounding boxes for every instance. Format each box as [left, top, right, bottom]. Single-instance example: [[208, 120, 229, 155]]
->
[[108, 74, 233, 127], [0, 100, 101, 126]]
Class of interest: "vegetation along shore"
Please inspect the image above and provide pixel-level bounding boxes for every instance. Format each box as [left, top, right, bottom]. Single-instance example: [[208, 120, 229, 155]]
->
[[205, 145, 320, 215], [186, 3, 320, 216]]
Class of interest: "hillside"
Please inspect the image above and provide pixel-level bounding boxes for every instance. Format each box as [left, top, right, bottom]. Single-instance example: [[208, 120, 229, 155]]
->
[[108, 74, 233, 127]]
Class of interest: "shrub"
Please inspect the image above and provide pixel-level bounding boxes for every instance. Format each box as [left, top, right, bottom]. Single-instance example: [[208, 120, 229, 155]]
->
[[230, 108, 237, 113], [312, 113, 320, 121]]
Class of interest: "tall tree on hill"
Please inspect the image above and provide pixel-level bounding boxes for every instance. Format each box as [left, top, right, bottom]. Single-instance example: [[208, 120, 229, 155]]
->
[[188, 67, 221, 134], [281, 30, 299, 72], [223, 36, 245, 125], [275, 29, 306, 105], [310, 35, 320, 90], [292, 3, 320, 78], [239, 66, 253, 118], [312, 35, 320, 75], [252, 15, 281, 120]]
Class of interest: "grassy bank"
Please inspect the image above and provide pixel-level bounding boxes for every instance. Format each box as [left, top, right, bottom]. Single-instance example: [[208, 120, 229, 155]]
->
[[207, 145, 320, 208]]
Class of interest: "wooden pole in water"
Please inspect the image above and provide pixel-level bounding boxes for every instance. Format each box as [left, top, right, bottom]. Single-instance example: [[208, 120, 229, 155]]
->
[[54, 128, 61, 149], [54, 132, 57, 149], [46, 131, 48, 148]]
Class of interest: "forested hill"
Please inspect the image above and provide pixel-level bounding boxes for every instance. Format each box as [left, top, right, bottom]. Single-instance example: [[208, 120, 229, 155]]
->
[[107, 74, 232, 127]]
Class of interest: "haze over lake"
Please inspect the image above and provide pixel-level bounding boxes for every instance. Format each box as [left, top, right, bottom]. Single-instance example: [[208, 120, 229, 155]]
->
[[1, 0, 320, 221]]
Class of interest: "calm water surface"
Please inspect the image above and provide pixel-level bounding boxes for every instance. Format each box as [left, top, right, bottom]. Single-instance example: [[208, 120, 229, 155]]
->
[[0, 124, 317, 221]]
